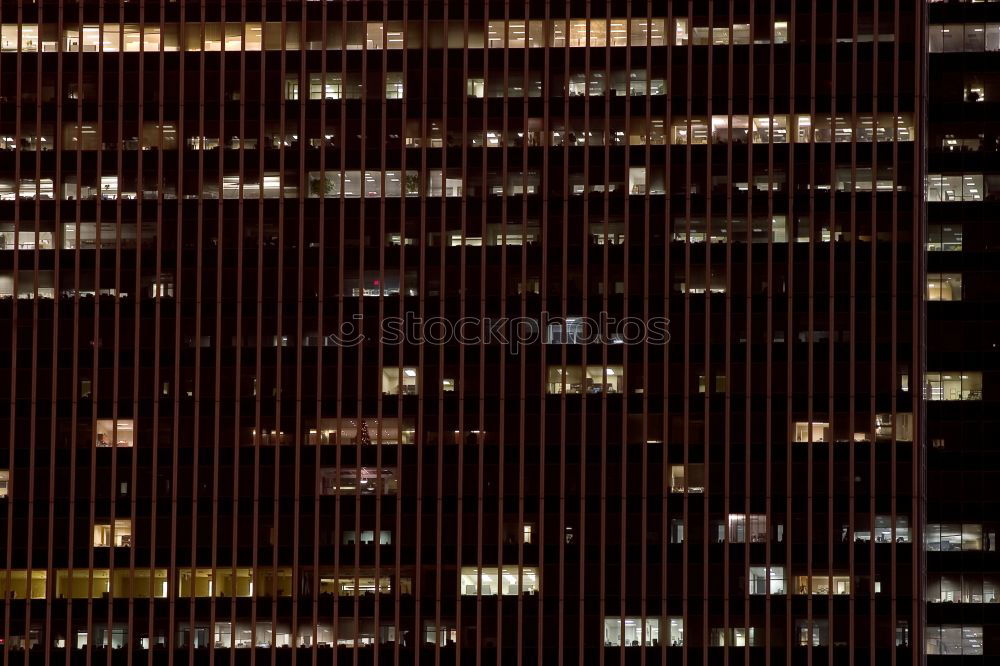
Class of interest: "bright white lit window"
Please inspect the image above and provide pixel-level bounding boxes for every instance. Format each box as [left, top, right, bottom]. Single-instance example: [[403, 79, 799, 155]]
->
[[385, 72, 404, 99], [460, 566, 538, 596]]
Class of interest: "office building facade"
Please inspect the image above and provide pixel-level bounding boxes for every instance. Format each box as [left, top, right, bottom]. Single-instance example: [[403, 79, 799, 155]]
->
[[926, 0, 1000, 660], [0, 1, 924, 664]]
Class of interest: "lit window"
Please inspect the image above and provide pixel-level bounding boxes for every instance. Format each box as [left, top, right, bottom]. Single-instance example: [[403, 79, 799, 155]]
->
[[728, 514, 767, 543], [710, 627, 758, 647], [925, 524, 983, 551], [925, 174, 983, 202], [95, 419, 135, 448], [568, 19, 589, 47], [527, 20, 546, 48], [670, 519, 684, 543], [793, 421, 829, 443], [549, 20, 566, 47], [926, 224, 963, 251], [508, 20, 527, 48], [523, 524, 533, 544], [673, 18, 689, 46], [965, 84, 986, 102], [1, 570, 47, 599], [467, 78, 485, 98], [875, 413, 914, 441], [319, 467, 399, 496], [794, 575, 851, 595], [669, 464, 704, 494], [773, 21, 789, 43], [0, 470, 8, 498], [545, 365, 624, 394], [308, 72, 342, 100], [628, 167, 647, 194], [284, 75, 300, 100], [927, 273, 963, 301], [382, 367, 417, 395], [796, 620, 829, 646], [487, 20, 504, 48], [427, 170, 463, 197], [343, 530, 392, 546], [752, 115, 789, 143], [926, 626, 983, 656], [749, 566, 785, 595], [924, 372, 982, 401], [460, 566, 538, 596], [385, 72, 404, 99], [603, 617, 678, 647], [93, 519, 133, 548]]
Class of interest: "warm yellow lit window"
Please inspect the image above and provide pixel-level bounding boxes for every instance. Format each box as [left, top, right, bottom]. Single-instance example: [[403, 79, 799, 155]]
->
[[508, 20, 526, 48], [95, 419, 135, 448], [528, 20, 546, 47], [549, 20, 566, 47], [546, 365, 624, 394], [254, 567, 295, 597], [0, 570, 47, 600], [674, 18, 689, 45], [93, 519, 132, 548], [215, 568, 254, 597], [487, 20, 504, 48], [609, 19, 628, 46], [0, 470, 7, 498], [128, 568, 169, 598], [794, 575, 851, 595], [793, 421, 830, 443], [178, 568, 215, 597], [927, 273, 963, 301], [925, 372, 983, 401], [669, 464, 705, 493], [568, 19, 589, 47]]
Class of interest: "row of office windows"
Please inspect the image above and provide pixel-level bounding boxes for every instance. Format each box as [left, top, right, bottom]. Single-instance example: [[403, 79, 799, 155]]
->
[[5, 115, 917, 156], [927, 224, 963, 251], [928, 273, 963, 301], [0, 168, 906, 202], [926, 174, 999, 202], [6, 420, 926, 449], [603, 617, 684, 647], [26, 621, 400, 651], [791, 415, 915, 443], [929, 24, 1000, 52], [925, 524, 999, 552], [0, 217, 921, 255], [0, 20, 790, 54], [926, 626, 984, 656], [319, 467, 399, 496], [0, 619, 911, 652], [925, 372, 983, 401], [928, 574, 1000, 603], [0, 470, 914, 547], [0, 567, 895, 602], [0, 568, 412, 600], [0, 567, 546, 600]]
